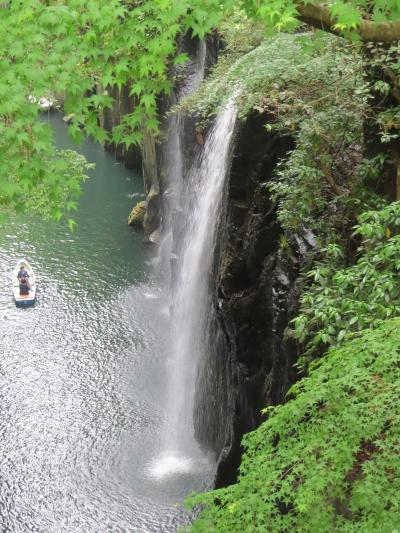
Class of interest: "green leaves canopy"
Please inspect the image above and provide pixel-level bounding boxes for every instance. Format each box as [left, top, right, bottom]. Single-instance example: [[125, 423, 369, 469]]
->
[[1, 0, 400, 215], [293, 202, 400, 356], [0, 0, 235, 215], [188, 318, 400, 532]]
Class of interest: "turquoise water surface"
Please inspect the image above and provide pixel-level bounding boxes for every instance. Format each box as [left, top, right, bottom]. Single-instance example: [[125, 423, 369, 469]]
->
[[0, 114, 211, 532]]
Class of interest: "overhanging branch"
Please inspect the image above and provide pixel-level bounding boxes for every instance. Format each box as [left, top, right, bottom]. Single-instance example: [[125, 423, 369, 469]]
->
[[297, 2, 400, 42]]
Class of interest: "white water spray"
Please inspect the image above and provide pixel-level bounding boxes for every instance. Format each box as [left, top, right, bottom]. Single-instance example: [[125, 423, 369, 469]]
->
[[155, 41, 207, 282], [150, 98, 237, 479], [165, 40, 206, 187]]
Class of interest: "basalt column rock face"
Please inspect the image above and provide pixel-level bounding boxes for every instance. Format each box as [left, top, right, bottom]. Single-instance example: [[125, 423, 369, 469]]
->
[[194, 113, 314, 488], [141, 34, 215, 243], [99, 84, 142, 170]]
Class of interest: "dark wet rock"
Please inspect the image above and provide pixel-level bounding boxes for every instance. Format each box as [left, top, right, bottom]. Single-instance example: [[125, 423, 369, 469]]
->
[[192, 112, 317, 488], [98, 84, 142, 170]]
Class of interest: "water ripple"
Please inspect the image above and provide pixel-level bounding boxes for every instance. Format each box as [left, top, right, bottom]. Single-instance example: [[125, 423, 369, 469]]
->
[[0, 114, 212, 532]]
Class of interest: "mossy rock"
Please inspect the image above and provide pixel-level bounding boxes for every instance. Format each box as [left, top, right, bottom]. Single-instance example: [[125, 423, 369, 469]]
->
[[128, 200, 147, 228], [143, 185, 161, 239]]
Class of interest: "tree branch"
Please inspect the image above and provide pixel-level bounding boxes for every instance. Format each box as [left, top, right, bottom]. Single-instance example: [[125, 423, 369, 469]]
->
[[320, 161, 345, 196], [297, 2, 400, 43]]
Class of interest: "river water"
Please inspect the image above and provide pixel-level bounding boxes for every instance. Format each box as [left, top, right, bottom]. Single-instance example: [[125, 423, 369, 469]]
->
[[0, 114, 213, 532]]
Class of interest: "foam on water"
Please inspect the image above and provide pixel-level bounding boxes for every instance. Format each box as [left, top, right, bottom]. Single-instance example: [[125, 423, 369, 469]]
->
[[148, 453, 193, 480], [142, 291, 159, 299]]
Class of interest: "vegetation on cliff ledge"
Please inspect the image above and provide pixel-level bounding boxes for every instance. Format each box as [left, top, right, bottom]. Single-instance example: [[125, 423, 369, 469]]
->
[[184, 3, 400, 532], [188, 319, 400, 532], [294, 202, 400, 358]]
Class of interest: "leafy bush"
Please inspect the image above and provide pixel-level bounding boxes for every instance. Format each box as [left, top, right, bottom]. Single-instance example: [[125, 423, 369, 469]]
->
[[293, 202, 400, 356], [1, 145, 93, 227], [25, 149, 94, 227], [180, 31, 375, 245], [178, 33, 362, 124], [0, 0, 233, 215], [188, 319, 400, 532], [269, 133, 389, 246]]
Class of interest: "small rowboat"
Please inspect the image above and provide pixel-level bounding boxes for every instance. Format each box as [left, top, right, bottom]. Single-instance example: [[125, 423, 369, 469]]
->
[[38, 96, 54, 111], [13, 259, 36, 307], [28, 95, 54, 111]]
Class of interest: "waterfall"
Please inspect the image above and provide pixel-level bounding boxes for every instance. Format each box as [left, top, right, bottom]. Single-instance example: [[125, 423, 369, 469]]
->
[[156, 40, 207, 283], [150, 98, 237, 478], [165, 39, 206, 185]]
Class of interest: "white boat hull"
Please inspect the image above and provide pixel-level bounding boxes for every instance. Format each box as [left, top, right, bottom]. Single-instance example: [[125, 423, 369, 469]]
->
[[38, 97, 54, 111], [28, 94, 54, 111], [13, 259, 36, 307]]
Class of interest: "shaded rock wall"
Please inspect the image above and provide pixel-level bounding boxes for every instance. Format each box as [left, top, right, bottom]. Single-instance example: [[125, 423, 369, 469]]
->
[[193, 113, 314, 487], [142, 33, 218, 241], [99, 84, 142, 170]]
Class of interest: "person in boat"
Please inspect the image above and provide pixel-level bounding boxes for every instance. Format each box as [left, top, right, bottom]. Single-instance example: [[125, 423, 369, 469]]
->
[[17, 265, 29, 281], [19, 276, 31, 296]]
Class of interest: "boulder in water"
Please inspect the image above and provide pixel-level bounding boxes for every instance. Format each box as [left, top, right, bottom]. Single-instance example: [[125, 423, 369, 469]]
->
[[128, 200, 147, 228]]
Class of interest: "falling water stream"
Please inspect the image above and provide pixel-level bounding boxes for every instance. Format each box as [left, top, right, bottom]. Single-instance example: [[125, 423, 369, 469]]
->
[[150, 99, 237, 478], [0, 114, 215, 532], [157, 40, 207, 284], [164, 40, 206, 187]]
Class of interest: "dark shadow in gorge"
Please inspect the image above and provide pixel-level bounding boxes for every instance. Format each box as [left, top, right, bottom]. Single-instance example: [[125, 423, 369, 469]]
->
[[193, 112, 315, 488]]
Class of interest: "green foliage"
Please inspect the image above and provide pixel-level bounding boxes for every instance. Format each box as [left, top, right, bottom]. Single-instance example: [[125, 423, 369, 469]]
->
[[175, 14, 400, 247], [178, 33, 357, 122], [0, 107, 92, 220], [241, 0, 400, 35], [1, 1, 400, 216], [176, 5, 400, 530], [363, 40, 400, 144], [0, 0, 236, 217], [180, 30, 376, 246], [25, 149, 94, 222], [269, 137, 387, 246], [188, 318, 400, 532], [293, 202, 400, 356], [218, 9, 265, 55]]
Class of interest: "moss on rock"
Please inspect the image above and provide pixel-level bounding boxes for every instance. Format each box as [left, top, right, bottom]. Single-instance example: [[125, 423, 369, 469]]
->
[[128, 200, 147, 228], [143, 185, 161, 240]]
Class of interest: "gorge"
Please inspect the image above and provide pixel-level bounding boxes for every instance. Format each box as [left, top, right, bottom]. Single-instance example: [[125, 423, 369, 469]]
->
[[133, 37, 307, 492], [2, 2, 400, 531]]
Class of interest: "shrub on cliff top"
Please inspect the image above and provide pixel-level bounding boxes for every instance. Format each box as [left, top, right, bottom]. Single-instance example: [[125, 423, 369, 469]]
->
[[187, 318, 400, 532], [179, 31, 373, 246], [293, 201, 400, 358], [178, 32, 362, 123]]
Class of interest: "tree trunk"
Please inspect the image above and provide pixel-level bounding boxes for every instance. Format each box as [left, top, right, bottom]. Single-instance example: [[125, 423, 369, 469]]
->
[[362, 44, 400, 201]]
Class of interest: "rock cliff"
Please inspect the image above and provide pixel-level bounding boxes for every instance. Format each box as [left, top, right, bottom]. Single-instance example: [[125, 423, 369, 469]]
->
[[193, 112, 316, 487], [108, 36, 314, 488]]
